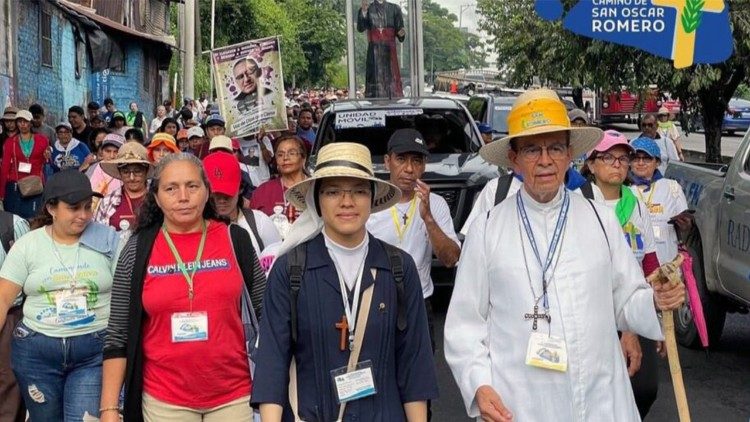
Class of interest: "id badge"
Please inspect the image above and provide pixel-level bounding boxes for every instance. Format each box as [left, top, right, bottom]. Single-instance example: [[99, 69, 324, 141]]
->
[[55, 292, 88, 323], [525, 332, 568, 372], [171, 312, 208, 342], [331, 360, 377, 403], [18, 162, 31, 173]]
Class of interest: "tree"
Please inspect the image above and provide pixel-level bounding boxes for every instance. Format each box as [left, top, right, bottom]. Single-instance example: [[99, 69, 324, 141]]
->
[[477, 0, 750, 162]]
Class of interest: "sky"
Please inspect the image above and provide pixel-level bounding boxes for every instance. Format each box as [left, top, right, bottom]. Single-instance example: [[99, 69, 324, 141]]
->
[[433, 0, 498, 67]]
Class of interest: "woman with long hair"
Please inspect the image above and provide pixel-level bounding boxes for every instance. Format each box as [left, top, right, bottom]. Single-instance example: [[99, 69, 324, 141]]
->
[[100, 153, 266, 422], [158, 118, 180, 138], [0, 170, 119, 421]]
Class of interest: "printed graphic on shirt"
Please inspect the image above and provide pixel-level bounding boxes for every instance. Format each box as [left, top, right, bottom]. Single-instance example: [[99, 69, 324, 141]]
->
[[147, 259, 231, 277], [34, 263, 102, 327], [623, 221, 646, 261]]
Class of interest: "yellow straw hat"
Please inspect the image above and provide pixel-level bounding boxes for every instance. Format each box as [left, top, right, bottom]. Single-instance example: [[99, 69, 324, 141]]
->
[[285, 142, 401, 213], [479, 89, 603, 168]]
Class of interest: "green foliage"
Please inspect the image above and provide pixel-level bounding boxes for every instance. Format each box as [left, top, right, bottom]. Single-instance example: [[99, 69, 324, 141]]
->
[[477, 0, 750, 162]]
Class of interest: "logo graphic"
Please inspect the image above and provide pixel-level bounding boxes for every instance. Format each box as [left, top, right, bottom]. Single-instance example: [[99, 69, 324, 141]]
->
[[535, 0, 733, 68]]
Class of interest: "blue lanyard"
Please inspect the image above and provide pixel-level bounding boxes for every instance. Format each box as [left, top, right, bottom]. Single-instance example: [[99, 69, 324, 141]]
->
[[516, 189, 570, 308]]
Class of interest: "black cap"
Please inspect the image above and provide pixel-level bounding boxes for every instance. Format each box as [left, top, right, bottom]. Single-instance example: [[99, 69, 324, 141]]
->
[[387, 128, 430, 156], [43, 170, 103, 205]]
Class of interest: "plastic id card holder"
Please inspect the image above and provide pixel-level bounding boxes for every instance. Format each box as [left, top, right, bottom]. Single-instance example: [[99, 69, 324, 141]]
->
[[525, 332, 568, 372], [18, 162, 31, 173], [331, 360, 377, 404], [171, 312, 208, 343], [55, 292, 88, 323]]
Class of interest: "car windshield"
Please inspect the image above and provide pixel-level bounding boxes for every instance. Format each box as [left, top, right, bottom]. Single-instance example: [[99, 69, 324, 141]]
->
[[729, 99, 750, 109], [491, 103, 512, 134], [318, 108, 478, 157]]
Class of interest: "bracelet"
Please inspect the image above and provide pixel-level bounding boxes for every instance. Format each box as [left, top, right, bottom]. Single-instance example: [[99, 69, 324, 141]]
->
[[99, 406, 120, 413]]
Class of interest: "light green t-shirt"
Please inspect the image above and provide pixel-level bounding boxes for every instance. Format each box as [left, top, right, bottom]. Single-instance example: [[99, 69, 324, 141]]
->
[[0, 227, 116, 337]]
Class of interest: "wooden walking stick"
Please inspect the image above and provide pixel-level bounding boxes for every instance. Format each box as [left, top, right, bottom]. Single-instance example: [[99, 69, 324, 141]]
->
[[647, 254, 690, 422]]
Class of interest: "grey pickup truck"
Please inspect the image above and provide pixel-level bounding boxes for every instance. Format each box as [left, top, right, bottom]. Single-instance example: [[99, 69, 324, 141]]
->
[[666, 133, 750, 348]]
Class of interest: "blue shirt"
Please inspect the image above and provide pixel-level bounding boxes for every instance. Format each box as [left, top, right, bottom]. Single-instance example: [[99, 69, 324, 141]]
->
[[296, 127, 317, 146], [252, 233, 439, 421], [50, 139, 91, 172]]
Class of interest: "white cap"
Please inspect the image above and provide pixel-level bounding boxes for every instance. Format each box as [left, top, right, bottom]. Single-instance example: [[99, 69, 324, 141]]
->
[[187, 126, 205, 139], [209, 135, 232, 152]]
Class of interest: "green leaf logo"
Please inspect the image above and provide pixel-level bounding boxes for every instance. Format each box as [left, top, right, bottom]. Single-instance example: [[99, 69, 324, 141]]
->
[[681, 0, 705, 34]]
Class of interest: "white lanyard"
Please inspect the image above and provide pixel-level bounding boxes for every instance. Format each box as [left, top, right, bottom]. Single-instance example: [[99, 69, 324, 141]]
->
[[329, 245, 369, 351], [48, 228, 81, 290]]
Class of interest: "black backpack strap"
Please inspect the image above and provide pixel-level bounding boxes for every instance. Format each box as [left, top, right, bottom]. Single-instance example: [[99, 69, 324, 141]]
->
[[242, 208, 265, 251], [381, 241, 407, 331], [288, 243, 307, 346], [229, 224, 265, 319], [580, 181, 595, 200], [0, 211, 14, 253], [586, 198, 610, 250], [494, 173, 514, 206]]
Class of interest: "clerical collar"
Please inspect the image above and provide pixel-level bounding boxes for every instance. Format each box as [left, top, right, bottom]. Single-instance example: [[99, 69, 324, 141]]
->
[[322, 228, 368, 256], [519, 185, 565, 212]]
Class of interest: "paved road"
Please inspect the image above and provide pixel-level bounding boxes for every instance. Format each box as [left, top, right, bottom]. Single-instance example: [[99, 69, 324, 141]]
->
[[430, 288, 750, 421], [607, 122, 744, 159]]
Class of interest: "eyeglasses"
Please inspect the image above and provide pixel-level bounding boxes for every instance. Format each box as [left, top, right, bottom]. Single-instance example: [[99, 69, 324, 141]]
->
[[320, 187, 372, 201], [632, 155, 655, 163], [119, 167, 147, 176], [517, 143, 569, 162], [596, 153, 631, 166], [276, 150, 302, 159]]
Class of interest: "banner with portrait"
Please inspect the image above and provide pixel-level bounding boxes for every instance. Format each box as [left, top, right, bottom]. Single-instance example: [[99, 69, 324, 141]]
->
[[211, 36, 288, 137]]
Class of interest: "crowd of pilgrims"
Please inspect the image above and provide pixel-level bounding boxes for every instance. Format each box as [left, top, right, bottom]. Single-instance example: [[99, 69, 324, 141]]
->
[[0, 88, 692, 422]]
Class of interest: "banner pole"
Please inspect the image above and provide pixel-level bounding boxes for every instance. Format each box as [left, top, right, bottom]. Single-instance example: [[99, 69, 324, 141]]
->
[[346, 0, 356, 99]]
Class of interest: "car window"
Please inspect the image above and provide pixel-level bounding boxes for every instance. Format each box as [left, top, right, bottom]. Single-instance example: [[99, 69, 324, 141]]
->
[[319, 109, 477, 157], [491, 102, 512, 134], [467, 97, 488, 122], [729, 99, 750, 108]]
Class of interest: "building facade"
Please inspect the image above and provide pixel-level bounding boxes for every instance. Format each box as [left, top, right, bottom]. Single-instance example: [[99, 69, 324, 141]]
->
[[0, 0, 175, 124]]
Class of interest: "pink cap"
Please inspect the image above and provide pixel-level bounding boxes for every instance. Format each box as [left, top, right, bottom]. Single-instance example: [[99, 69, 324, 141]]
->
[[588, 130, 633, 158]]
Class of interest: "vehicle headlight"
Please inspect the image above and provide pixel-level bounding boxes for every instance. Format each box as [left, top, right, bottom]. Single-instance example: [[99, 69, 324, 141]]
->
[[603, 102, 609, 109]]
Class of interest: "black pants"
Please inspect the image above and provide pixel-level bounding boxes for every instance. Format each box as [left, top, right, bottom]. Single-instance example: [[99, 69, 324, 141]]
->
[[630, 336, 659, 418], [424, 297, 435, 421]]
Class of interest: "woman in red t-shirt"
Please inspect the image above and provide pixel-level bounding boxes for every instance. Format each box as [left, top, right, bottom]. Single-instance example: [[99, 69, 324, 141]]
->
[[249, 135, 308, 222], [100, 153, 267, 422]]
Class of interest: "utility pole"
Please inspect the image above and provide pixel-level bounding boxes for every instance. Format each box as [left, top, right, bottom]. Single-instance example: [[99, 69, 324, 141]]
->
[[184, 0, 196, 99], [459, 3, 474, 31], [209, 0, 216, 101], [346, 0, 356, 99]]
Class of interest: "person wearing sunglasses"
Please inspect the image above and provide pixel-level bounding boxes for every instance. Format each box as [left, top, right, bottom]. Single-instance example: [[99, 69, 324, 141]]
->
[[638, 114, 680, 174], [585, 130, 662, 419]]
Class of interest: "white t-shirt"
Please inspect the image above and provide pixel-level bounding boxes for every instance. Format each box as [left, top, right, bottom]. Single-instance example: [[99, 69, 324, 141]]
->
[[239, 136, 274, 185], [461, 175, 606, 236], [367, 193, 460, 298], [630, 178, 688, 265], [603, 197, 657, 264], [235, 209, 282, 258]]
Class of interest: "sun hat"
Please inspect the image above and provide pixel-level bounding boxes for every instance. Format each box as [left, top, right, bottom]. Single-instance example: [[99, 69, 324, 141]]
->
[[100, 142, 154, 179], [588, 130, 634, 159], [387, 128, 429, 156], [2, 106, 18, 120], [285, 142, 401, 213], [187, 126, 205, 139], [479, 89, 603, 168], [43, 169, 103, 205], [176, 128, 189, 141], [658, 107, 670, 116], [204, 151, 241, 197], [55, 121, 72, 131], [15, 110, 33, 122], [630, 137, 661, 160], [101, 133, 125, 149], [147, 133, 180, 160], [208, 135, 233, 152]]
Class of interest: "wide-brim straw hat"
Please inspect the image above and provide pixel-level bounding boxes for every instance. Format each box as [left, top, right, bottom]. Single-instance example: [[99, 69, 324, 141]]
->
[[480, 89, 603, 168], [285, 142, 401, 213], [100, 142, 154, 179]]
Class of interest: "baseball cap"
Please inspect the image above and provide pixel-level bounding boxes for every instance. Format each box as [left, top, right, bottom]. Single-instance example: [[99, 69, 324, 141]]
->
[[43, 169, 103, 204], [231, 138, 241, 151], [387, 128, 430, 156], [55, 121, 72, 131], [2, 106, 18, 120], [15, 110, 33, 122], [588, 130, 633, 158], [187, 126, 205, 139], [477, 123, 493, 134], [205, 114, 225, 127], [101, 133, 125, 149], [176, 128, 189, 141], [630, 137, 661, 160], [658, 107, 670, 116], [568, 108, 589, 124], [204, 151, 241, 197], [209, 135, 233, 152]]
